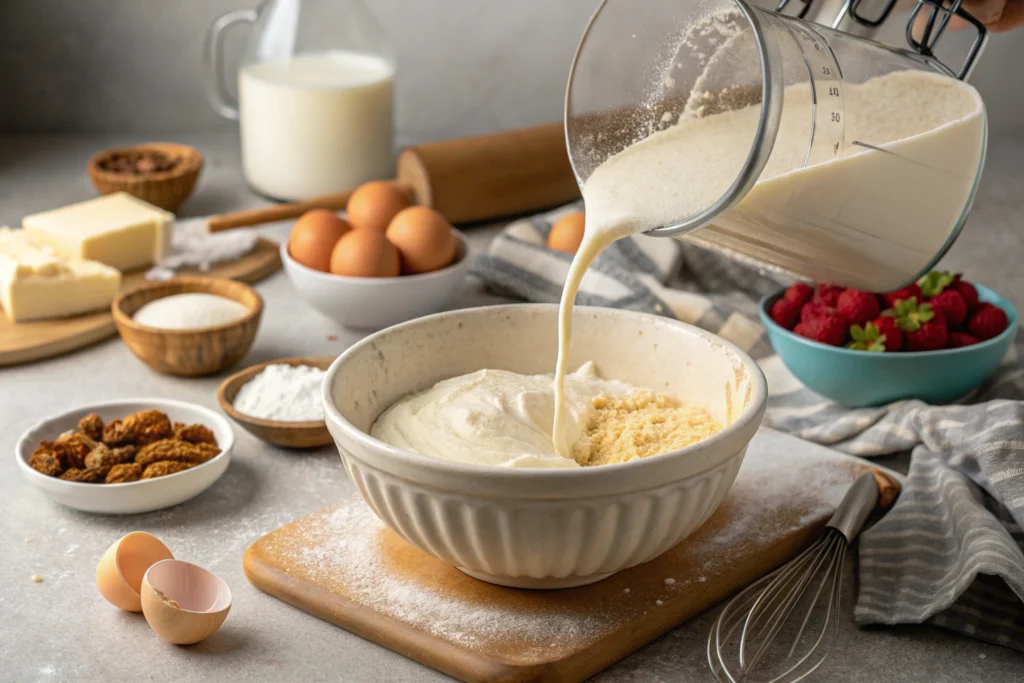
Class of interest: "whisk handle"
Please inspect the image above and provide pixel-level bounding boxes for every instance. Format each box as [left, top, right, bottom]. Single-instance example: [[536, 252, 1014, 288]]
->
[[826, 471, 880, 542]]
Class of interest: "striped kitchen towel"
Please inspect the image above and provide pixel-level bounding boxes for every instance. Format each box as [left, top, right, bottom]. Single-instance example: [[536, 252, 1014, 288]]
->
[[471, 203, 1024, 650]]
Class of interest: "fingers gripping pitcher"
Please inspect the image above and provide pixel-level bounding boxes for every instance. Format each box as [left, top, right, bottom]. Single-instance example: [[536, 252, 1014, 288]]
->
[[565, 0, 989, 291]]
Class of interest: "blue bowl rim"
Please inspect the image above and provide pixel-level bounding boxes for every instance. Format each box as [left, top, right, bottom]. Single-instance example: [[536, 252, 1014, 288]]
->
[[759, 283, 1018, 359]]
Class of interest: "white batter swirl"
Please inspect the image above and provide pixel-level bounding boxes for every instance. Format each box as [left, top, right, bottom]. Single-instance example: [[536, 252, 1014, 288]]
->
[[370, 363, 634, 468]]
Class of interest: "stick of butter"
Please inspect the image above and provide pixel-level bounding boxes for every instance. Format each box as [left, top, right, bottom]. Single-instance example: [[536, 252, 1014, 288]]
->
[[0, 228, 121, 323], [23, 192, 173, 272]]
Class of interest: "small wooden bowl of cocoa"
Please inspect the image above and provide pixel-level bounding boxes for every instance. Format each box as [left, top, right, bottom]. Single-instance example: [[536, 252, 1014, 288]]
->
[[88, 142, 203, 212]]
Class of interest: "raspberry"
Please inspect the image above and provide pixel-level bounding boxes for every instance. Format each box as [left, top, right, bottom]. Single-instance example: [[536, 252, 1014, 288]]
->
[[929, 289, 967, 328], [882, 283, 923, 308], [967, 303, 1009, 341], [950, 275, 980, 312], [770, 298, 801, 329], [836, 289, 880, 325], [800, 301, 840, 324], [783, 283, 813, 306], [948, 332, 980, 348], [871, 316, 903, 352], [814, 283, 843, 307], [794, 312, 849, 346]]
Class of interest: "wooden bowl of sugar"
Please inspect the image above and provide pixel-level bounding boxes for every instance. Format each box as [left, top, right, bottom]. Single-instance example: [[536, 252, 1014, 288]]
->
[[216, 357, 336, 449], [112, 276, 263, 376]]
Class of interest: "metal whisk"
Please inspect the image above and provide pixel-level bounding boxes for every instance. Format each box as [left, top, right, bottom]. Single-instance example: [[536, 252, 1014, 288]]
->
[[708, 471, 892, 682]]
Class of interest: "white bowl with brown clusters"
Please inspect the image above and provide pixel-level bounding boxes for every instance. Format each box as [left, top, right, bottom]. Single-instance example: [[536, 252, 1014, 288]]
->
[[322, 304, 767, 588], [16, 399, 233, 514]]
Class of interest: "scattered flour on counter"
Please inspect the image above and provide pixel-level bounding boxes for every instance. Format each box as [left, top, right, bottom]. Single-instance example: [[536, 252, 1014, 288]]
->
[[233, 364, 326, 422]]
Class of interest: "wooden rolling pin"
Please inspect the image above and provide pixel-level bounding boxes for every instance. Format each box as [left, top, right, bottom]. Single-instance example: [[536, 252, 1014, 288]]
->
[[208, 123, 581, 232]]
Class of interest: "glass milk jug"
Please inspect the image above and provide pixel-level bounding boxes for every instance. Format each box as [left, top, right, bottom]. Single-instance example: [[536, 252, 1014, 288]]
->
[[566, 0, 989, 291], [205, 0, 395, 201]]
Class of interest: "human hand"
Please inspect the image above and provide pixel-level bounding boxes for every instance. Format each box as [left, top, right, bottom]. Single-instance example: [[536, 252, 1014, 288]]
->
[[957, 0, 1023, 32]]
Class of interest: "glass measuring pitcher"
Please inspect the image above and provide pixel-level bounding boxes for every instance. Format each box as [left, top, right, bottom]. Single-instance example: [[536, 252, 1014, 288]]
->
[[566, 0, 988, 291], [205, 0, 395, 202]]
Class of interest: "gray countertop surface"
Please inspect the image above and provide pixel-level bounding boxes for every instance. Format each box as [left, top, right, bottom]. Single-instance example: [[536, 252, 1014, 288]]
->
[[1, 133, 1022, 682]]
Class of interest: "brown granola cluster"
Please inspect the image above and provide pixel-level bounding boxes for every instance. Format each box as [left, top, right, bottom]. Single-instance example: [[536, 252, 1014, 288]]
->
[[27, 410, 220, 484]]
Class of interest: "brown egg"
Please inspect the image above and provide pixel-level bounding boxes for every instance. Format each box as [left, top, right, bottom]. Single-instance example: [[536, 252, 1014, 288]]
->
[[346, 181, 412, 233], [385, 207, 457, 274], [547, 212, 586, 255], [330, 228, 401, 278], [288, 209, 351, 272]]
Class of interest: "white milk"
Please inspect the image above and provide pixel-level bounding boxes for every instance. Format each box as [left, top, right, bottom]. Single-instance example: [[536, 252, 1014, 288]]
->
[[551, 70, 985, 454], [239, 51, 395, 201]]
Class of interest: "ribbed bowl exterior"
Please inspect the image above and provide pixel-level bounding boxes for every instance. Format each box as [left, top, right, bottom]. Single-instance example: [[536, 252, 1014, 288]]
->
[[322, 304, 768, 588], [337, 442, 746, 586]]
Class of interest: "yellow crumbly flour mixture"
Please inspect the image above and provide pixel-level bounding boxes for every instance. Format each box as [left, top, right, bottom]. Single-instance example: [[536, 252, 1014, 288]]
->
[[573, 391, 721, 466]]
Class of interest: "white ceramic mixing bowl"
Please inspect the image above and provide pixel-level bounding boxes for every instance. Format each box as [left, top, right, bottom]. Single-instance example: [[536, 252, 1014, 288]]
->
[[322, 304, 767, 588]]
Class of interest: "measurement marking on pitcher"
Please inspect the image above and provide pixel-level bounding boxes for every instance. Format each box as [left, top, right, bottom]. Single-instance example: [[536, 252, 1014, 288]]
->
[[793, 29, 846, 165]]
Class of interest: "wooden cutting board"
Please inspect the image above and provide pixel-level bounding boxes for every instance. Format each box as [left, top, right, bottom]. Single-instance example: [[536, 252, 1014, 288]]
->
[[244, 431, 880, 683], [0, 237, 281, 367]]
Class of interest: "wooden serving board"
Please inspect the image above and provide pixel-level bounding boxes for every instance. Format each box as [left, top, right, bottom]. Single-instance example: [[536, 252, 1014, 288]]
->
[[244, 430, 880, 683], [0, 237, 281, 367]]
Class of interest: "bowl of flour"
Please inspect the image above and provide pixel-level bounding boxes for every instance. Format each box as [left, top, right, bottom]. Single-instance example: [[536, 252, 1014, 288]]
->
[[217, 356, 335, 449]]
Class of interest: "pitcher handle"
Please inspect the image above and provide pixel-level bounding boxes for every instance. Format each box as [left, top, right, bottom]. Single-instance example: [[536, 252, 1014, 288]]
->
[[204, 8, 257, 120]]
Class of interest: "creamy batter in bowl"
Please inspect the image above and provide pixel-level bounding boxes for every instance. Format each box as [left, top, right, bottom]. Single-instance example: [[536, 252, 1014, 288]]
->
[[322, 305, 767, 588]]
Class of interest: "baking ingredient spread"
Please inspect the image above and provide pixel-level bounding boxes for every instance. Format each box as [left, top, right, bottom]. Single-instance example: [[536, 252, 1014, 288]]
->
[[132, 293, 250, 330]]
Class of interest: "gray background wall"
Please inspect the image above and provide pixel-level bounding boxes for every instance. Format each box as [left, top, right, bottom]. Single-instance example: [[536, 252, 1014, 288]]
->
[[0, 0, 1020, 145]]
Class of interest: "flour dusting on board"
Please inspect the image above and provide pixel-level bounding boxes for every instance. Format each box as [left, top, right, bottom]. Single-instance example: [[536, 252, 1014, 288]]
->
[[253, 442, 863, 662], [263, 502, 613, 660]]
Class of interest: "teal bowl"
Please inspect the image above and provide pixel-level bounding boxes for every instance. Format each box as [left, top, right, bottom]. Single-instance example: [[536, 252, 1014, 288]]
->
[[759, 284, 1017, 407]]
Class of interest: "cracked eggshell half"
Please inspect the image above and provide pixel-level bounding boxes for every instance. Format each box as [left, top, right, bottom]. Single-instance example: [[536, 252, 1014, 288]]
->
[[141, 559, 232, 645], [96, 531, 175, 612]]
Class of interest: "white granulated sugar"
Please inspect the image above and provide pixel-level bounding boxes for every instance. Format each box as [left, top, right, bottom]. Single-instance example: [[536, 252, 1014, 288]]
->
[[233, 364, 326, 422], [656, 600, 664, 606], [624, 588, 631, 594], [132, 293, 250, 330], [663, 578, 676, 586], [146, 219, 259, 280]]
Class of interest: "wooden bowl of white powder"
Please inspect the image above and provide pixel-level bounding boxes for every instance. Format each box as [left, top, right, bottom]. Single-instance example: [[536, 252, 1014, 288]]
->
[[217, 356, 335, 449], [113, 276, 262, 376]]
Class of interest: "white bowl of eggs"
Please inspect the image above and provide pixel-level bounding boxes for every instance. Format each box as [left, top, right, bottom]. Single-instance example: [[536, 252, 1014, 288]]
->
[[282, 182, 472, 330]]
